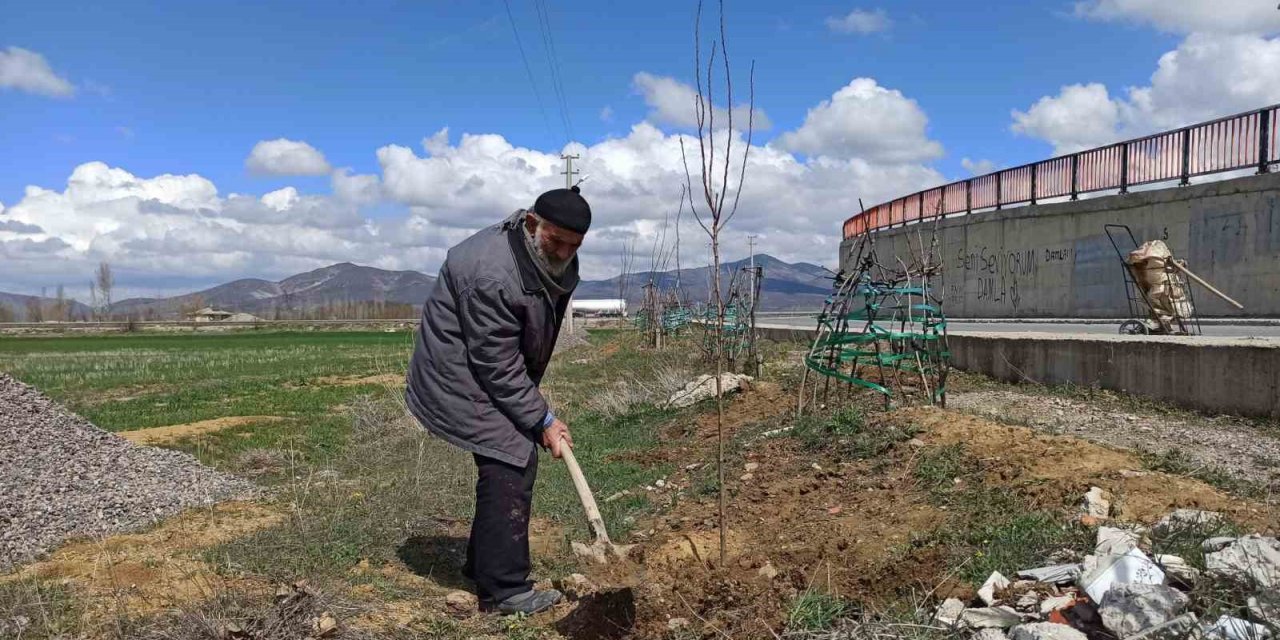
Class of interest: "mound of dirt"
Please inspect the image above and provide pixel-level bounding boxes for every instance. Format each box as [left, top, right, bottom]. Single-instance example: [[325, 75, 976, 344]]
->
[[560, 396, 1278, 639], [0, 373, 256, 571], [901, 407, 1278, 531]]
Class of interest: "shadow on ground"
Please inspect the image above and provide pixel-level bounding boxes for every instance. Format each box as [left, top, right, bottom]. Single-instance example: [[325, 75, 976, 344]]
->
[[396, 534, 472, 591], [555, 588, 636, 640]]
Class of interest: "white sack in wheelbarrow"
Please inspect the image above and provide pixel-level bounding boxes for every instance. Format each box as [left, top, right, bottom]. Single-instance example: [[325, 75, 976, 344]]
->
[[1126, 240, 1194, 332]]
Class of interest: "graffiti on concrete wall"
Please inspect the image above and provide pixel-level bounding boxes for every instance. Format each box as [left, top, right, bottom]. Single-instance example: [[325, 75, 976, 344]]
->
[[948, 244, 1075, 312]]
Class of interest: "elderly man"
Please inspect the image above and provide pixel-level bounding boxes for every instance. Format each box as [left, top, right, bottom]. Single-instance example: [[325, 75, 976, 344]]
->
[[405, 186, 590, 615]]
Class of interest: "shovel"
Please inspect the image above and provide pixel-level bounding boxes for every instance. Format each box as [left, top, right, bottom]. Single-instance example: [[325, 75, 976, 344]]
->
[[559, 437, 634, 564]]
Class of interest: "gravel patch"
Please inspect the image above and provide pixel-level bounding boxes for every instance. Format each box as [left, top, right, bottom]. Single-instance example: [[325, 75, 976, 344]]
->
[[0, 373, 256, 571], [948, 388, 1280, 487]]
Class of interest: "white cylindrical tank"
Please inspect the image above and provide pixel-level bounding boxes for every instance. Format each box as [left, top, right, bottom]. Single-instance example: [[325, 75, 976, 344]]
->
[[571, 299, 628, 317]]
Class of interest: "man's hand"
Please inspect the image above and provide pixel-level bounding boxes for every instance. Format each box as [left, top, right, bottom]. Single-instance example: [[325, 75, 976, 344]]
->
[[541, 418, 573, 459]]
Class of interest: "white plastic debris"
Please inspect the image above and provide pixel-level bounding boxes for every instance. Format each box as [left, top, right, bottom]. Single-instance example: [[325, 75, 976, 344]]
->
[[961, 606, 1024, 629], [1203, 615, 1274, 640], [1079, 548, 1166, 603], [1040, 594, 1076, 615], [1099, 583, 1189, 639], [1018, 564, 1082, 585], [1155, 554, 1201, 586], [665, 373, 753, 408], [1015, 592, 1042, 611], [1204, 535, 1280, 589], [979, 571, 1012, 606]]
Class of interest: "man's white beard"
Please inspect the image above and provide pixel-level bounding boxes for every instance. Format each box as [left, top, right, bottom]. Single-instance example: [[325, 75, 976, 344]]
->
[[527, 226, 571, 278]]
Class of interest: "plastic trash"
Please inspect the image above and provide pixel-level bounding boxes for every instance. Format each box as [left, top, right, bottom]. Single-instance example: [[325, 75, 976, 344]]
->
[[1079, 548, 1165, 602]]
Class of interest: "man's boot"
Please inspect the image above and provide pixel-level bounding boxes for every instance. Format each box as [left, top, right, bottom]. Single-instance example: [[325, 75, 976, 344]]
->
[[483, 588, 563, 615]]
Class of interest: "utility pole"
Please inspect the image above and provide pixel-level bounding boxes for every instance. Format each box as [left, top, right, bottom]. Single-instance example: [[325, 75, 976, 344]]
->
[[560, 154, 581, 332], [560, 154, 580, 189], [746, 235, 757, 311]]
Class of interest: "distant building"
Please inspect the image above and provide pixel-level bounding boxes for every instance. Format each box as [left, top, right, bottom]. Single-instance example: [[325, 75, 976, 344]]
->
[[187, 307, 234, 322]]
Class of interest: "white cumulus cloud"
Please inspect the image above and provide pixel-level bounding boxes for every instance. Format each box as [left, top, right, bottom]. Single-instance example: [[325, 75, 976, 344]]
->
[[1012, 33, 1280, 154], [1074, 0, 1280, 35], [0, 46, 75, 98], [1, 75, 951, 297], [245, 138, 333, 176], [1012, 83, 1122, 155], [775, 78, 943, 163], [632, 72, 772, 131], [826, 8, 891, 35]]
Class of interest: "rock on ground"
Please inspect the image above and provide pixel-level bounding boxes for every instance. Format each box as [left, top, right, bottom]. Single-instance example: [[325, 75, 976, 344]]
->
[[1153, 509, 1223, 536], [1250, 592, 1280, 627], [445, 590, 477, 614], [0, 373, 255, 570], [665, 373, 752, 409], [935, 598, 966, 626], [1082, 487, 1111, 519], [1009, 622, 1089, 640], [1099, 583, 1190, 639], [975, 629, 1010, 640], [1205, 535, 1280, 589], [1126, 613, 1200, 640], [961, 607, 1024, 629]]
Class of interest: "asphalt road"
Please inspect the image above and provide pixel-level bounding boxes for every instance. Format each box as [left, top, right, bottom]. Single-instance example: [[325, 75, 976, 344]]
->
[[757, 315, 1280, 338]]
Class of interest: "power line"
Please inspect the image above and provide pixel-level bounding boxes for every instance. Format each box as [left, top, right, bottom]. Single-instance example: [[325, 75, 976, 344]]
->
[[531, 0, 574, 144], [501, 0, 556, 144]]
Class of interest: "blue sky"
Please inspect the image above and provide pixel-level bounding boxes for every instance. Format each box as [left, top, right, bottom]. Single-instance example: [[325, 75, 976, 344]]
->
[[2, 0, 1278, 298], [2, 0, 1180, 198]]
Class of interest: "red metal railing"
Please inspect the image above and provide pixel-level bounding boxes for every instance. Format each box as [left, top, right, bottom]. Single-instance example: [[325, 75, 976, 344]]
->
[[843, 103, 1280, 239]]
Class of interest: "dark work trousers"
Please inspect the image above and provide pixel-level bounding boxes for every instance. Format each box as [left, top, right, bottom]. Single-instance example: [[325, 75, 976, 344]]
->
[[464, 451, 538, 605]]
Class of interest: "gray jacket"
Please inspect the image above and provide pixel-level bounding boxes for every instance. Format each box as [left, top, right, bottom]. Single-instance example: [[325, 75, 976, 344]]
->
[[405, 212, 578, 467]]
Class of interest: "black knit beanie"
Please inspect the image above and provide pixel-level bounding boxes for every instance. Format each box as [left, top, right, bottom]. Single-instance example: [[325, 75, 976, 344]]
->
[[532, 186, 591, 234]]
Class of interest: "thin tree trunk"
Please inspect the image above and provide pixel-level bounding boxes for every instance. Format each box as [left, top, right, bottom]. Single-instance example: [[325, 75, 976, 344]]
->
[[712, 236, 726, 566]]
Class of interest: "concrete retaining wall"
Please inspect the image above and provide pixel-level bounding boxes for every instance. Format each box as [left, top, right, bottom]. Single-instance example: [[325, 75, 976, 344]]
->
[[839, 172, 1280, 318], [947, 333, 1280, 417], [757, 323, 1280, 417]]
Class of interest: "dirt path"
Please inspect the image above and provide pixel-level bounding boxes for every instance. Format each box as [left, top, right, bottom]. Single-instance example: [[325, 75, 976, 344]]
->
[[949, 389, 1280, 488], [2, 501, 283, 621], [119, 415, 285, 445]]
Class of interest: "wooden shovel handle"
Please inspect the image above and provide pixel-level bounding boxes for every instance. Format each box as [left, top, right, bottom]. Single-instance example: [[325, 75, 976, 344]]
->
[[559, 439, 612, 545]]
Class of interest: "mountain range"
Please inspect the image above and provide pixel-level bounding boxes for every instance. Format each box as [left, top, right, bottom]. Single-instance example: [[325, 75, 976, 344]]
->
[[0, 254, 833, 320]]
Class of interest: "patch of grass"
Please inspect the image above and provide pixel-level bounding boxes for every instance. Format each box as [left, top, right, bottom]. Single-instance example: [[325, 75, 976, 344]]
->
[[0, 578, 82, 638], [534, 404, 676, 540], [206, 393, 477, 581], [1140, 448, 1273, 500], [905, 445, 1093, 584], [787, 591, 850, 632], [1148, 515, 1242, 572], [794, 406, 918, 459], [913, 445, 981, 502]]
